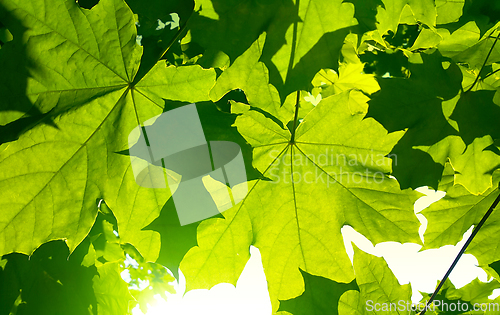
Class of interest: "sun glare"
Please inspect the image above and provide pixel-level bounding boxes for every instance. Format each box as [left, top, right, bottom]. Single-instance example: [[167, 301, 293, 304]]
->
[[132, 246, 273, 315]]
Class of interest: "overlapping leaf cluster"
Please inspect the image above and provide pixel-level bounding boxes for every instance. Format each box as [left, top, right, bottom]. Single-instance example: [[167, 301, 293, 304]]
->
[[1, 0, 500, 314]]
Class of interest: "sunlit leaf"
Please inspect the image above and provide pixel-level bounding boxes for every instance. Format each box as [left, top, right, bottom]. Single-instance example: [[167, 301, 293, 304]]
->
[[0, 0, 215, 260], [181, 85, 420, 311]]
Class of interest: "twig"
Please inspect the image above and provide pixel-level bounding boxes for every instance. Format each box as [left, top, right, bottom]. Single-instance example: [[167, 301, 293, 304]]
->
[[418, 188, 500, 315], [483, 67, 500, 81], [465, 31, 500, 93]]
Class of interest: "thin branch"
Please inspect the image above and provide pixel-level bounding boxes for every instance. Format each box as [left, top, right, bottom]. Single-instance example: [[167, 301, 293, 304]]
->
[[483, 67, 500, 80], [418, 188, 500, 315], [466, 32, 500, 93]]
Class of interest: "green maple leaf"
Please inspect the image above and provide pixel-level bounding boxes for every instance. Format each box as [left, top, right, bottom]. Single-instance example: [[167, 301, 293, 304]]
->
[[444, 278, 500, 305], [339, 247, 412, 315], [409, 28, 445, 51], [312, 62, 380, 95], [373, 0, 409, 36], [278, 269, 358, 315], [449, 136, 500, 195], [392, 0, 437, 27], [352, 0, 439, 48], [189, 0, 358, 99], [437, 21, 482, 60], [2, 0, 500, 313], [367, 52, 463, 190], [422, 171, 500, 265], [209, 33, 291, 123], [368, 48, 500, 194], [435, 0, 465, 25], [446, 23, 500, 71], [180, 34, 421, 309], [93, 262, 135, 315], [0, 0, 216, 259], [0, 240, 98, 315], [418, 278, 500, 315]]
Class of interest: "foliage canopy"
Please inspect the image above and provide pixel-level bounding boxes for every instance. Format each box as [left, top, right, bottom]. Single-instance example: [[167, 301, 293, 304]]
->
[[1, 0, 500, 313]]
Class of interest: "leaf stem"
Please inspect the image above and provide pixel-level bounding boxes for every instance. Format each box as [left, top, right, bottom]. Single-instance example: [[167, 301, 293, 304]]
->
[[418, 188, 500, 315], [289, 90, 301, 144], [466, 31, 500, 93], [157, 11, 194, 62], [287, 0, 301, 145]]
